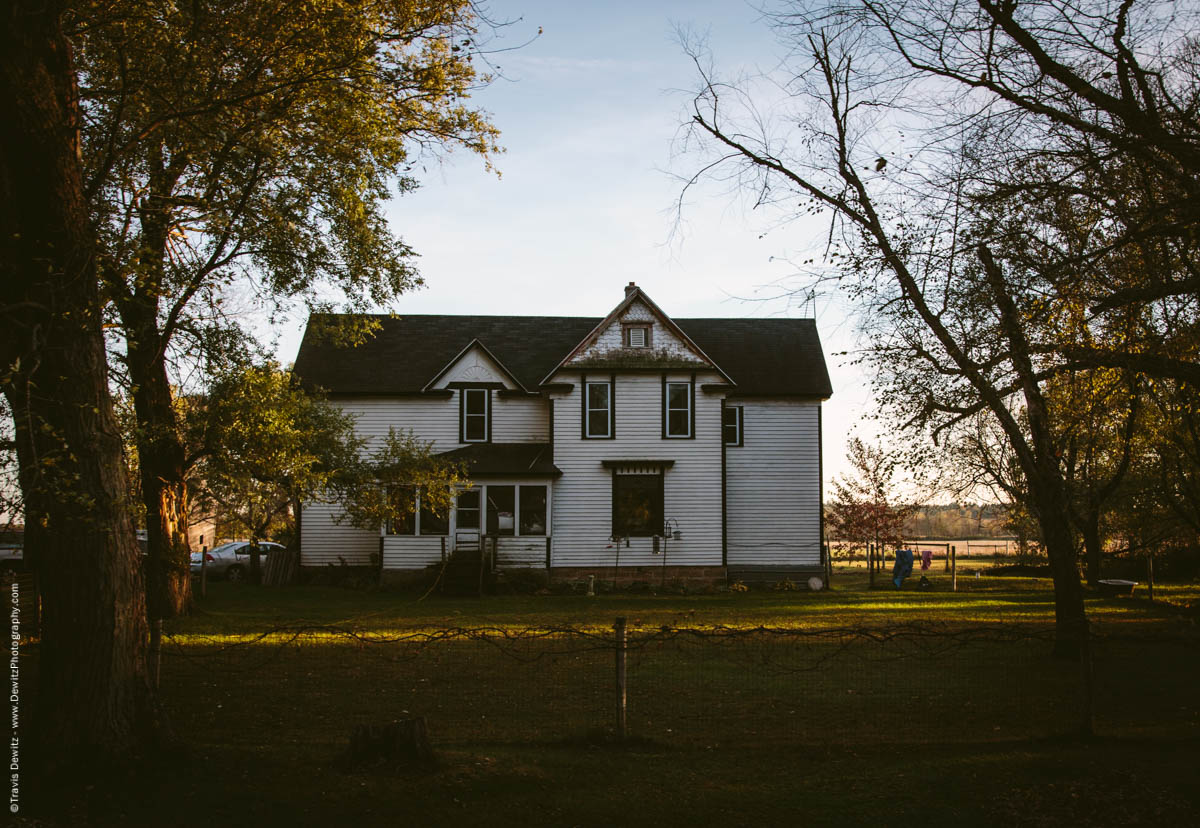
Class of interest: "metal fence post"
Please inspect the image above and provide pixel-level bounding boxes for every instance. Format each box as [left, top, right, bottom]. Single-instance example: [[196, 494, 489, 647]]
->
[[615, 617, 627, 741]]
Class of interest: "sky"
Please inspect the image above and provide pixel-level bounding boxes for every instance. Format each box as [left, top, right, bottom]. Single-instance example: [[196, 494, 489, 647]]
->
[[271, 0, 876, 490]]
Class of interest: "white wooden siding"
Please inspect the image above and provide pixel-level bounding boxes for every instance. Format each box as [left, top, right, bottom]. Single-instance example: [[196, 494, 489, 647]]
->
[[301, 397, 547, 567], [725, 400, 822, 566], [548, 372, 725, 567], [330, 395, 547, 450], [332, 397, 460, 451], [382, 535, 445, 569], [496, 536, 548, 567], [300, 500, 379, 566], [492, 397, 549, 442]]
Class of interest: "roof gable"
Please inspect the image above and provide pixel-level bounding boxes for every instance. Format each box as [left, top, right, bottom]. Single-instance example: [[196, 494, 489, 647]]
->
[[424, 339, 525, 391], [544, 286, 732, 384]]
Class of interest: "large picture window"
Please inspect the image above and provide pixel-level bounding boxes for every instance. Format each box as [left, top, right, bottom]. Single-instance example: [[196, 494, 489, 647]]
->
[[460, 388, 489, 442], [518, 485, 547, 536], [665, 382, 692, 438], [612, 474, 664, 537], [585, 381, 612, 438]]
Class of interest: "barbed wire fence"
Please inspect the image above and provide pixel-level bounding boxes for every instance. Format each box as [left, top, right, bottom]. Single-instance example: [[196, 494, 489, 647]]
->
[[160, 617, 1200, 755]]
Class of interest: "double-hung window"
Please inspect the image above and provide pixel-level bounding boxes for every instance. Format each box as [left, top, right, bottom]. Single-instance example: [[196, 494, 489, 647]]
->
[[460, 388, 489, 442], [664, 381, 692, 438], [584, 380, 613, 438], [723, 405, 743, 447]]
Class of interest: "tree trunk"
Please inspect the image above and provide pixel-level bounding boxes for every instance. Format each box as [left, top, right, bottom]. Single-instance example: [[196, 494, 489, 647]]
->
[[1028, 476, 1088, 659], [125, 319, 193, 618], [1081, 511, 1103, 588], [0, 0, 164, 782]]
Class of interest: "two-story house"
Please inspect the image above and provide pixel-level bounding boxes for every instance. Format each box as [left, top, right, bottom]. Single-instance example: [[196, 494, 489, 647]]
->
[[292, 283, 832, 586]]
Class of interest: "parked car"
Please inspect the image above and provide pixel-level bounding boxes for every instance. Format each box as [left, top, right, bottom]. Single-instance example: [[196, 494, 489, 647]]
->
[[190, 541, 283, 582]]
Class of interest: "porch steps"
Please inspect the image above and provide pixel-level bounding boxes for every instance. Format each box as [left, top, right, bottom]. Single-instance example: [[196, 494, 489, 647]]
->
[[439, 545, 496, 597]]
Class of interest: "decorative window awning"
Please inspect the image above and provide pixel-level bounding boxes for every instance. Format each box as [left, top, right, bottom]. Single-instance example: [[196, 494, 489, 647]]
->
[[600, 459, 675, 474]]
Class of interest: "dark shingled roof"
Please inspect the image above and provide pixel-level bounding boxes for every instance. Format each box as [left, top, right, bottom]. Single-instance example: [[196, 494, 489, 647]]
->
[[436, 443, 561, 477], [293, 314, 831, 398]]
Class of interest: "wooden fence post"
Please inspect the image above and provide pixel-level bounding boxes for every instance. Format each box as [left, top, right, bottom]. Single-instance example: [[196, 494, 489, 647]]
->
[[615, 617, 627, 741], [868, 544, 876, 589], [950, 545, 957, 592], [200, 545, 208, 599], [1146, 553, 1155, 602], [824, 543, 833, 588]]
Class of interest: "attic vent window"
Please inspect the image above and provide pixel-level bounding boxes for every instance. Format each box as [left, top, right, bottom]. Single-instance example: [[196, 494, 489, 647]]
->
[[627, 327, 648, 348]]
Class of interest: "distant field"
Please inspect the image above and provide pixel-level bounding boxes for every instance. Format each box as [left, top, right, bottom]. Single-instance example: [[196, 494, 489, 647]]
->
[[28, 572, 1200, 827]]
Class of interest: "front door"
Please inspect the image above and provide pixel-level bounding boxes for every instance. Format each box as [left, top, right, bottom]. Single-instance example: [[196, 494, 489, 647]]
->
[[454, 489, 481, 552]]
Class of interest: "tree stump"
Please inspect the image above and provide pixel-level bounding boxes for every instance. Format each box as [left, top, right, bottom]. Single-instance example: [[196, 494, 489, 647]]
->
[[344, 718, 435, 768]]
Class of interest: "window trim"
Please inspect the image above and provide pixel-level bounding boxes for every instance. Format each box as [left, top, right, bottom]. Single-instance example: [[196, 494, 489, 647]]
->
[[723, 405, 744, 447], [517, 484, 548, 537], [486, 485, 516, 537], [455, 488, 481, 532], [459, 387, 491, 443], [663, 378, 694, 439], [582, 375, 615, 439], [622, 322, 652, 348]]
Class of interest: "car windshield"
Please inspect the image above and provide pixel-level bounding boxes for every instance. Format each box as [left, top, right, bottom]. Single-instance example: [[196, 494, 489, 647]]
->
[[210, 542, 241, 554]]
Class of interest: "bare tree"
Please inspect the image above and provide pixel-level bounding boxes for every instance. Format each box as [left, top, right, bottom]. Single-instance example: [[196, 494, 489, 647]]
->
[[678, 0, 1198, 654]]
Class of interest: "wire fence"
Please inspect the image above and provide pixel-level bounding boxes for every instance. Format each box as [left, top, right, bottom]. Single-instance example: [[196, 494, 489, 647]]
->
[[160, 619, 1200, 753]]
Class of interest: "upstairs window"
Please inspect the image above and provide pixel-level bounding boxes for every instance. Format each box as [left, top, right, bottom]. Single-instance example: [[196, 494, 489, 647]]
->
[[723, 406, 743, 447], [664, 381, 692, 438], [584, 381, 613, 438], [460, 388, 490, 442], [627, 326, 649, 347]]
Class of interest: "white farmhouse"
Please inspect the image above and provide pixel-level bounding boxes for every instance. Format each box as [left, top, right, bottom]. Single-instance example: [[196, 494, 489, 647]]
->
[[292, 284, 832, 587]]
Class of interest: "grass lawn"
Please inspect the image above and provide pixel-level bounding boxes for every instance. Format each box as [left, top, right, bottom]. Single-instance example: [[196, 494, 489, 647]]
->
[[30, 570, 1200, 827]]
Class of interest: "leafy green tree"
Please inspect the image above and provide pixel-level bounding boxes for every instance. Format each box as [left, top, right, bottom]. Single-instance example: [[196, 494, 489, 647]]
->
[[191, 364, 362, 560], [329, 427, 468, 535], [827, 438, 914, 563], [72, 0, 502, 617], [191, 364, 467, 577]]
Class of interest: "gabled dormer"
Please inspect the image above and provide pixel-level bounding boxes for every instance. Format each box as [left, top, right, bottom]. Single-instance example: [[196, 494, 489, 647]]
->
[[424, 339, 528, 444], [541, 283, 735, 384]]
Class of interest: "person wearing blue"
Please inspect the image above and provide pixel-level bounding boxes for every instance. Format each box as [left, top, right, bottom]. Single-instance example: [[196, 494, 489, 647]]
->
[[892, 547, 914, 588]]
